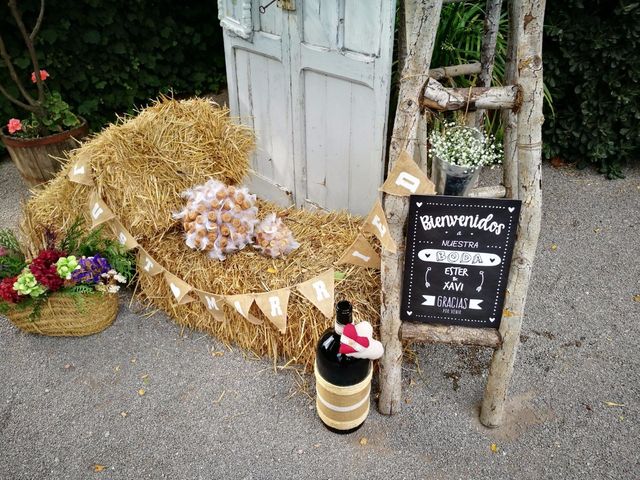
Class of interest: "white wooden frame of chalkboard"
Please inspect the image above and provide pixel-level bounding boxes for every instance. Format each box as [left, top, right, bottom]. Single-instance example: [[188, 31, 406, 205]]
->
[[377, 0, 545, 428]]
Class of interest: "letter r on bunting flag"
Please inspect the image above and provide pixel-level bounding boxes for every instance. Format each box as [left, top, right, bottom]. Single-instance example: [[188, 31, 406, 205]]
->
[[254, 288, 291, 334], [296, 268, 334, 318]]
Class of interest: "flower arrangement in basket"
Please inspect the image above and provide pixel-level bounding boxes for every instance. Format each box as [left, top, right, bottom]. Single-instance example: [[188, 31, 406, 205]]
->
[[429, 121, 502, 196], [0, 219, 134, 336]]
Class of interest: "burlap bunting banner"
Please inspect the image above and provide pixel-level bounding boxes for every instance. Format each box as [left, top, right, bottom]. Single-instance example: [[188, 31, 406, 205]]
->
[[296, 268, 335, 319], [380, 150, 435, 196], [68, 152, 94, 186], [363, 199, 397, 253], [163, 271, 195, 305], [88, 190, 115, 228], [226, 294, 262, 325], [137, 248, 164, 276], [195, 290, 226, 323], [337, 234, 381, 269], [254, 288, 291, 334], [111, 219, 139, 251]]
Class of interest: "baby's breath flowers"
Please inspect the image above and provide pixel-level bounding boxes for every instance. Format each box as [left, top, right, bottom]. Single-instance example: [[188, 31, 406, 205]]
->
[[430, 123, 502, 169]]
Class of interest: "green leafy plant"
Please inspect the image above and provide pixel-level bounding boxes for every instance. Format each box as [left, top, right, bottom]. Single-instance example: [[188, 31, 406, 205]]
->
[[0, 229, 26, 279]]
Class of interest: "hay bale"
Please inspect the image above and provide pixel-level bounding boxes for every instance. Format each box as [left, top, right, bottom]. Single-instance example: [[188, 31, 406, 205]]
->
[[21, 96, 381, 370]]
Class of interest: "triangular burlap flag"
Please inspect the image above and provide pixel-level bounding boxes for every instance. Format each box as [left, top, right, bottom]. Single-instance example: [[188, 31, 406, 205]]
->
[[88, 190, 115, 228], [296, 268, 335, 319], [163, 271, 195, 305], [226, 294, 262, 325], [137, 248, 164, 276], [254, 288, 291, 334], [380, 150, 435, 196], [195, 290, 226, 323], [362, 199, 397, 253], [337, 234, 381, 269], [111, 219, 138, 251], [68, 152, 94, 186]]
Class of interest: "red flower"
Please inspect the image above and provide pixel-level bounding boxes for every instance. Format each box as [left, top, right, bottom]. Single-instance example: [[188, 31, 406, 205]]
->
[[31, 69, 49, 83], [30, 249, 66, 292], [0, 277, 19, 304], [7, 118, 22, 134]]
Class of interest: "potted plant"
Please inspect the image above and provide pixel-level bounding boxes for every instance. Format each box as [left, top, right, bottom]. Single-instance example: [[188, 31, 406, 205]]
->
[[0, 219, 133, 336], [429, 122, 502, 196], [0, 0, 88, 187]]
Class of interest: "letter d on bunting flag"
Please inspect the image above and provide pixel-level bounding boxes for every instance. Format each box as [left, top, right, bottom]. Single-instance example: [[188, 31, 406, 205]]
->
[[337, 234, 381, 269], [163, 271, 194, 305], [67, 152, 94, 186], [88, 190, 115, 228], [380, 150, 435, 196], [296, 268, 334, 318], [363, 199, 397, 253], [254, 288, 291, 334]]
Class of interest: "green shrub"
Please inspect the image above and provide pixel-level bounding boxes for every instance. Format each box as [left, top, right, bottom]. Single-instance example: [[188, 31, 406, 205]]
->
[[0, 0, 225, 134], [543, 1, 640, 178]]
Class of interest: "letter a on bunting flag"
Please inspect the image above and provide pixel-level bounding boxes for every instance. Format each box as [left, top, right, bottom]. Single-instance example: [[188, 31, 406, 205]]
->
[[337, 234, 381, 269], [380, 150, 435, 196], [296, 268, 334, 318], [363, 199, 397, 253], [226, 294, 262, 325]]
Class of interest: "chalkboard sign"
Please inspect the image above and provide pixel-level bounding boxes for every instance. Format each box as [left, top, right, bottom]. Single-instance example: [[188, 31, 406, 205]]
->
[[401, 196, 521, 328]]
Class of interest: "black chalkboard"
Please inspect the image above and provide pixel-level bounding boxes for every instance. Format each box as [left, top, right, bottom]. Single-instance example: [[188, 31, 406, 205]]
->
[[401, 196, 521, 328]]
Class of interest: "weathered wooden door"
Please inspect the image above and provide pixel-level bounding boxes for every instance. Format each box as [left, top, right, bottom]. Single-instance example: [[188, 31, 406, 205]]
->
[[219, 0, 396, 215]]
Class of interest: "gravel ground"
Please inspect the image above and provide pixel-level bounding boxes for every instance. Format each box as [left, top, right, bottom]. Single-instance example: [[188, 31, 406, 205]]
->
[[0, 158, 638, 479]]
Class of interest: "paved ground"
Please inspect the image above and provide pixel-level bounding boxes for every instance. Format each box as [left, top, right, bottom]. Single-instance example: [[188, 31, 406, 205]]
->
[[0, 158, 638, 479]]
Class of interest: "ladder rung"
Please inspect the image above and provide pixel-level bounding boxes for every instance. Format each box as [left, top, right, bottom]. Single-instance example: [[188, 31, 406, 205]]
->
[[402, 322, 502, 348], [429, 63, 482, 81], [422, 78, 521, 112], [467, 185, 506, 198]]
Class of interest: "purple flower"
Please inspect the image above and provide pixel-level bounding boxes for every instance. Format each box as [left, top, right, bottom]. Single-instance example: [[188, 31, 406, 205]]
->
[[71, 255, 111, 284]]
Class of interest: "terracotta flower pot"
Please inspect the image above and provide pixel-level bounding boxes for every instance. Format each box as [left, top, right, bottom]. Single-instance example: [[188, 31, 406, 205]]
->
[[0, 117, 89, 187]]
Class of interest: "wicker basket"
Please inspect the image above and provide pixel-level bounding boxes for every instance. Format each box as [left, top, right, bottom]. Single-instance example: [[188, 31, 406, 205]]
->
[[5, 292, 119, 337]]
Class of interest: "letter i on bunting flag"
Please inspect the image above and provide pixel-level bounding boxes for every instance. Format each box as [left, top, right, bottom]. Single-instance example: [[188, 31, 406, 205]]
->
[[363, 199, 397, 253], [195, 290, 226, 323], [337, 234, 381, 269], [163, 271, 195, 305], [68, 152, 94, 186], [226, 294, 262, 325], [88, 190, 115, 228], [111, 219, 138, 251], [254, 288, 291, 334], [296, 268, 334, 318], [137, 248, 163, 276], [380, 150, 435, 196]]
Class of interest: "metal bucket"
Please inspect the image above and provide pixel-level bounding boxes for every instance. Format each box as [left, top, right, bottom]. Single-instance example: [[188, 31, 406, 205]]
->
[[431, 126, 483, 196]]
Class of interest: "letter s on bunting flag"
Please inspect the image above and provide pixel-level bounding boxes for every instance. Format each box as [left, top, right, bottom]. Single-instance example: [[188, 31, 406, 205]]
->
[[380, 150, 435, 196]]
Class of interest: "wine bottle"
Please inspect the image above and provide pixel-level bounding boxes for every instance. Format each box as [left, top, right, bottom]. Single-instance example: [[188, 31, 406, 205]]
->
[[314, 300, 372, 434]]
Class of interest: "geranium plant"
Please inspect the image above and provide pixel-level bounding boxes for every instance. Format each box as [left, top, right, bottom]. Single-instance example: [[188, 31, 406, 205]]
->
[[0, 218, 134, 320], [429, 122, 502, 169], [0, 0, 81, 138]]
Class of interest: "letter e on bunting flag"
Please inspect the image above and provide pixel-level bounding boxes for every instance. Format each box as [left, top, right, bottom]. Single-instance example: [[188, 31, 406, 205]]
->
[[195, 290, 226, 323], [296, 268, 334, 318], [68, 152, 94, 186], [111, 219, 138, 251], [163, 271, 194, 305], [380, 150, 435, 196], [226, 294, 262, 325], [88, 190, 115, 228], [137, 248, 163, 276], [337, 234, 381, 269], [254, 288, 291, 334], [363, 199, 396, 253]]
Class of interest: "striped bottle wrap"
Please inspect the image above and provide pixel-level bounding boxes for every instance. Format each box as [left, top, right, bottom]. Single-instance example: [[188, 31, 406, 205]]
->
[[314, 362, 373, 431]]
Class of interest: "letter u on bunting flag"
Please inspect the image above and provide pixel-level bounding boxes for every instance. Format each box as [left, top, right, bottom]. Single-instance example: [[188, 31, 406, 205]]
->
[[380, 150, 435, 196], [254, 288, 291, 334], [337, 234, 381, 269], [226, 294, 262, 325], [163, 271, 195, 305], [67, 152, 94, 186], [363, 199, 397, 253], [195, 290, 226, 323], [88, 190, 115, 228], [111, 219, 138, 251], [137, 248, 164, 276], [296, 268, 334, 318]]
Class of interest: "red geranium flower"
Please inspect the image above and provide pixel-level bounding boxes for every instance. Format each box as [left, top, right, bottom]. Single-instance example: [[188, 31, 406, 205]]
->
[[0, 276, 19, 303], [31, 69, 49, 83], [7, 118, 22, 134], [30, 249, 66, 292]]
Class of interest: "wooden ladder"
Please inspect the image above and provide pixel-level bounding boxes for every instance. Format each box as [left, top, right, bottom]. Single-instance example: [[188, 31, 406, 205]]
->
[[378, 0, 546, 428]]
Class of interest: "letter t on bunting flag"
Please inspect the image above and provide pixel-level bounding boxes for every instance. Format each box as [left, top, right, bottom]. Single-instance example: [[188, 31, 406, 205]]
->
[[67, 152, 94, 186], [380, 150, 435, 196], [195, 290, 226, 323], [163, 271, 195, 305], [337, 234, 381, 269], [137, 248, 164, 276], [88, 190, 115, 228], [296, 268, 334, 318], [254, 288, 291, 334], [363, 199, 397, 253]]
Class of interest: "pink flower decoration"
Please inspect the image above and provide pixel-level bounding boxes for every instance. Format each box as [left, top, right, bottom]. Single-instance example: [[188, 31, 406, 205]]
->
[[31, 69, 49, 83], [7, 118, 22, 134]]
